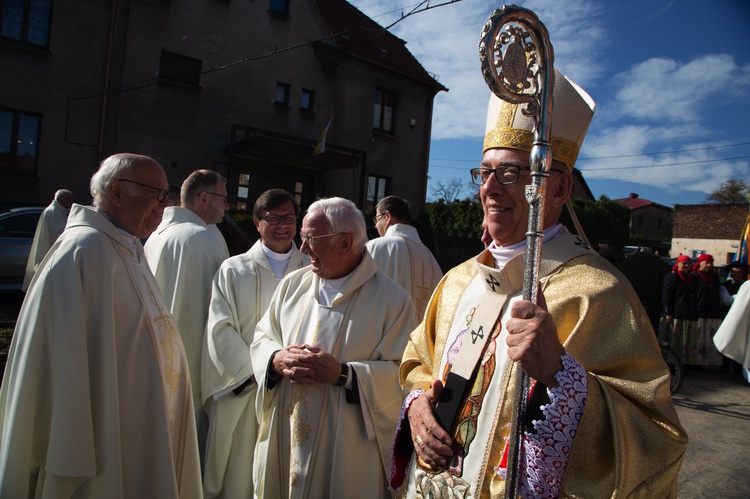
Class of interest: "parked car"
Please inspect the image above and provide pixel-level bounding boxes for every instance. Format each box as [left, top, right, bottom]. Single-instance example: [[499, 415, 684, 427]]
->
[[0, 207, 44, 291], [623, 245, 653, 258]]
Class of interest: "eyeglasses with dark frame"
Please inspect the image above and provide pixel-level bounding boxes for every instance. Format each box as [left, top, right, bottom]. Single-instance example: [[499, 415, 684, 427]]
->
[[203, 191, 229, 207], [119, 179, 169, 202], [299, 232, 343, 245], [372, 213, 385, 224], [470, 165, 565, 186], [261, 215, 297, 226]]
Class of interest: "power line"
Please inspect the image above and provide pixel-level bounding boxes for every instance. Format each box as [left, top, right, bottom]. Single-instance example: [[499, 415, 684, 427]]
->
[[429, 141, 750, 164], [429, 155, 750, 172], [582, 155, 750, 171]]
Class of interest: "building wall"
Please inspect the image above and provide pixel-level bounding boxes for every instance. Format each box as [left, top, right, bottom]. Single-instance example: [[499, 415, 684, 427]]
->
[[670, 203, 747, 261], [670, 238, 740, 264], [630, 205, 672, 241], [1, 0, 441, 225]]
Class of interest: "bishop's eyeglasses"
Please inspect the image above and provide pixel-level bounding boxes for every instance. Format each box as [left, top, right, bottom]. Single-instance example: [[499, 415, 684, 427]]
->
[[470, 165, 564, 186]]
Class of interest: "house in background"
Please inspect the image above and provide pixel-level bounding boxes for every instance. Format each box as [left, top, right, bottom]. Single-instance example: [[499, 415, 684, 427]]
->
[[671, 203, 747, 263], [1, 0, 446, 250], [615, 193, 673, 253]]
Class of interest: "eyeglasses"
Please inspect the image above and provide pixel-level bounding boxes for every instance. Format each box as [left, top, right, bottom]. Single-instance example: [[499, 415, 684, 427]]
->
[[470, 166, 564, 186], [299, 232, 342, 245], [204, 191, 228, 201], [119, 179, 169, 202], [373, 213, 384, 224], [204, 191, 229, 207], [261, 215, 297, 226]]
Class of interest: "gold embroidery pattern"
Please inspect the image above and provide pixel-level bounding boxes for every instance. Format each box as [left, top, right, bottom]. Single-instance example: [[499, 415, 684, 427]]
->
[[483, 101, 579, 170], [289, 385, 312, 448], [290, 457, 302, 489], [415, 467, 472, 498], [415, 261, 431, 317], [144, 276, 181, 429]]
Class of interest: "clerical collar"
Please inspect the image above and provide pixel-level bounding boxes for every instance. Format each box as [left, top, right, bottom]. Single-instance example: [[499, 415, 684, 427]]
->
[[261, 241, 295, 278], [319, 272, 354, 307], [487, 223, 566, 270]]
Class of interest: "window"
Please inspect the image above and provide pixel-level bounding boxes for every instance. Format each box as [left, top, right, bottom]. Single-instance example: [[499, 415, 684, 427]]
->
[[373, 88, 397, 133], [366, 175, 390, 216], [637, 215, 643, 228], [158, 50, 202, 87], [237, 173, 250, 200], [275, 82, 291, 107], [300, 89, 315, 112], [0, 0, 52, 47], [0, 107, 41, 176], [294, 181, 304, 206], [269, 0, 289, 16]]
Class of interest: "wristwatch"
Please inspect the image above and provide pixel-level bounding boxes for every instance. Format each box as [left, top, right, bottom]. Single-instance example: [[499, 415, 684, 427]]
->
[[335, 362, 349, 387]]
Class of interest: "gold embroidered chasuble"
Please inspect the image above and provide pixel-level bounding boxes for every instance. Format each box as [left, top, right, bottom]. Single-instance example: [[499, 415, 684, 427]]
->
[[398, 232, 687, 498], [0, 205, 201, 499], [251, 252, 417, 498]]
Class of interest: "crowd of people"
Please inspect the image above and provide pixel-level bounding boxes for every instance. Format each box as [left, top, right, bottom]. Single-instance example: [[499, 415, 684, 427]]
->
[[5, 31, 732, 499], [661, 255, 747, 373]]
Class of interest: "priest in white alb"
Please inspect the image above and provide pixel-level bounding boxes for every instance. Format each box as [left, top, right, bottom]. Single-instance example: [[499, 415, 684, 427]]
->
[[202, 189, 309, 498], [21, 188, 73, 291], [714, 279, 750, 383], [0, 153, 201, 498], [367, 195, 443, 319], [250, 197, 417, 498], [145, 169, 230, 413]]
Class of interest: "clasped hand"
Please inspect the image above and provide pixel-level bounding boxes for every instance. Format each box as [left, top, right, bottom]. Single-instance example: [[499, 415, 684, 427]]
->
[[272, 344, 341, 385]]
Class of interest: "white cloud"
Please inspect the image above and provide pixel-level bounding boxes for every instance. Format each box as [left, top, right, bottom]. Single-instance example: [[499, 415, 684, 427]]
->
[[609, 54, 748, 123], [349, 0, 607, 139], [349, 0, 750, 200]]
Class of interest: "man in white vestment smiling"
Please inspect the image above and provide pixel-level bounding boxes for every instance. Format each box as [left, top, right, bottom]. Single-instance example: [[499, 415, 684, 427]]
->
[[0, 153, 202, 498], [202, 189, 309, 498], [251, 196, 418, 498], [367, 195, 443, 319]]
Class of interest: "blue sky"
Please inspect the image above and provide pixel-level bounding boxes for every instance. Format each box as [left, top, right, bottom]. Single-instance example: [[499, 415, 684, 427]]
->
[[349, 0, 750, 207]]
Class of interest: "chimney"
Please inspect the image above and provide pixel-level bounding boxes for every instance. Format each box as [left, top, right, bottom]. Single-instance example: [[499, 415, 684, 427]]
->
[[629, 193, 639, 198]]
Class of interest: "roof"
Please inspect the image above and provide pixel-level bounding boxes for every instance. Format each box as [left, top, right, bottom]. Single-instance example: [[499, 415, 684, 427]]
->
[[615, 194, 672, 212], [673, 203, 748, 239], [312, 0, 448, 92]]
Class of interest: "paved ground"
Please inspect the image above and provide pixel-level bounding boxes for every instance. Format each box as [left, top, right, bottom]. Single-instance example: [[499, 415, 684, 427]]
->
[[674, 366, 750, 498]]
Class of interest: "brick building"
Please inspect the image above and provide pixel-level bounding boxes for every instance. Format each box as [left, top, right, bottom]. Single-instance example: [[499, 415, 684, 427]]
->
[[671, 203, 748, 263]]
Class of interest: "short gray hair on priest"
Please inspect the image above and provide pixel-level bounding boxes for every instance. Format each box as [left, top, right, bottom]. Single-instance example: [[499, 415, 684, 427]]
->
[[307, 197, 367, 254], [90, 153, 157, 207]]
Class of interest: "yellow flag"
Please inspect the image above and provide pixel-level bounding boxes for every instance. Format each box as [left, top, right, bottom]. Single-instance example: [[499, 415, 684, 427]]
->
[[314, 119, 332, 155]]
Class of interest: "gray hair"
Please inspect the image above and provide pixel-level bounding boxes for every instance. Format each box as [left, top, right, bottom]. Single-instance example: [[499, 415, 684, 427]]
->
[[90, 153, 154, 207], [307, 197, 367, 254]]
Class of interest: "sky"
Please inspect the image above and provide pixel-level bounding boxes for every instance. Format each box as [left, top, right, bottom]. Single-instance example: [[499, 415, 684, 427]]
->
[[348, 0, 750, 207]]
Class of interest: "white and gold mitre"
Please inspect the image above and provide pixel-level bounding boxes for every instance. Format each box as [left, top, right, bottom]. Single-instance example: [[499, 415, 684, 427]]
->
[[483, 69, 596, 171]]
